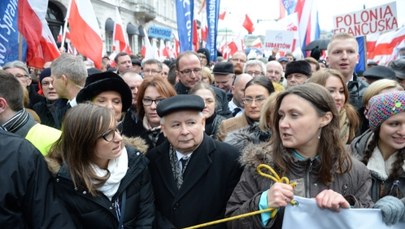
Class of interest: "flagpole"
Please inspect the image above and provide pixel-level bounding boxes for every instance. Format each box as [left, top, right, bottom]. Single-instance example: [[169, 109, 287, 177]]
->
[[61, 0, 73, 50]]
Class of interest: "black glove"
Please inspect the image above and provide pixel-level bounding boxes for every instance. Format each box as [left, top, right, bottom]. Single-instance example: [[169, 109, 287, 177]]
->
[[374, 196, 405, 225]]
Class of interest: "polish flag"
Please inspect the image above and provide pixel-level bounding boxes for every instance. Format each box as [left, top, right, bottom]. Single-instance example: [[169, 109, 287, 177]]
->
[[57, 26, 63, 43], [219, 11, 226, 20], [18, 0, 60, 68], [113, 7, 132, 54], [67, 0, 102, 68], [243, 14, 254, 34], [193, 20, 199, 51]]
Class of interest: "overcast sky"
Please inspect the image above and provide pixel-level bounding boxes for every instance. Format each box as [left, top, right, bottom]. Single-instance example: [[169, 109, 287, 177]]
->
[[219, 0, 404, 34]]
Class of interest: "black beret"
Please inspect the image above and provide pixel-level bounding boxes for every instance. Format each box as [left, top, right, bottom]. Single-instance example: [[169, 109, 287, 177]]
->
[[39, 68, 51, 83], [389, 59, 405, 79], [132, 58, 142, 66], [157, 95, 204, 117], [285, 60, 312, 77], [197, 48, 211, 62], [213, 62, 234, 75], [363, 65, 395, 80], [76, 72, 132, 112]]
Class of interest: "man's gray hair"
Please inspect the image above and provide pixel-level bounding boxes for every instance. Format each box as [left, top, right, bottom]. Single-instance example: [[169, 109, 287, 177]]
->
[[3, 61, 30, 76], [51, 53, 87, 87], [243, 59, 266, 75]]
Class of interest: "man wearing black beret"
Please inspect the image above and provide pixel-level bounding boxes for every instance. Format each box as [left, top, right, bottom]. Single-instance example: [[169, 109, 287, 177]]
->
[[146, 95, 243, 229], [213, 62, 235, 101], [285, 60, 312, 88]]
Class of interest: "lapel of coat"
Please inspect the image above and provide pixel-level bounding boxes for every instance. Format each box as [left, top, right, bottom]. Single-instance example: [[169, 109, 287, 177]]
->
[[174, 135, 213, 202], [155, 142, 178, 197]]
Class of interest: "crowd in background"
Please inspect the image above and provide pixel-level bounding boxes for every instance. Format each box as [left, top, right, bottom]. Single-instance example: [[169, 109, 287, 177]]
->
[[0, 32, 405, 228]]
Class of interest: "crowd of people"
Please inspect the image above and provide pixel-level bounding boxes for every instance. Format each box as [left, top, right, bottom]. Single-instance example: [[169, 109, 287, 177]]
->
[[0, 32, 404, 228]]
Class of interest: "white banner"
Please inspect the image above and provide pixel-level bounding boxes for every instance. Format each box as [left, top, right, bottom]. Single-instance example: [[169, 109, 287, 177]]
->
[[283, 196, 405, 229], [332, 2, 398, 36], [264, 30, 295, 53]]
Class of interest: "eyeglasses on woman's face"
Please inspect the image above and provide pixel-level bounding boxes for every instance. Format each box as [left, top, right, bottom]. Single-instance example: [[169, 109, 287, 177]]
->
[[142, 98, 165, 106], [100, 127, 122, 142]]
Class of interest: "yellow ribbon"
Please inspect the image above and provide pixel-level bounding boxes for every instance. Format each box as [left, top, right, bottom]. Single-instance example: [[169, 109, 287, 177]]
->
[[182, 164, 297, 229]]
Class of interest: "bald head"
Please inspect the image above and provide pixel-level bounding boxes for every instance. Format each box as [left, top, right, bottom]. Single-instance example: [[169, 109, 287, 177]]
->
[[122, 71, 144, 106], [232, 73, 253, 107], [266, 61, 284, 83]]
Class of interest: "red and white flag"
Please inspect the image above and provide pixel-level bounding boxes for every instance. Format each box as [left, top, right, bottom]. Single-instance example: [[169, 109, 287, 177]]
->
[[67, 0, 103, 68], [113, 7, 131, 54], [18, 0, 60, 68], [243, 14, 255, 34], [370, 26, 405, 65], [219, 11, 226, 20]]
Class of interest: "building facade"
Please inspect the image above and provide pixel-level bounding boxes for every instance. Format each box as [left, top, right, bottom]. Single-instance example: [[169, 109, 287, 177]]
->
[[47, 0, 178, 57]]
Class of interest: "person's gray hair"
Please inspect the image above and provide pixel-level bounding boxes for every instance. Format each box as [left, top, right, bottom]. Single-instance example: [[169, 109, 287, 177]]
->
[[50, 53, 87, 87], [2, 60, 30, 76], [243, 59, 266, 75]]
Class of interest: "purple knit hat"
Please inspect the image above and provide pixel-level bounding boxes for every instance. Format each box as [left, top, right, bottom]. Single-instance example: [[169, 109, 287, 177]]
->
[[367, 91, 405, 131]]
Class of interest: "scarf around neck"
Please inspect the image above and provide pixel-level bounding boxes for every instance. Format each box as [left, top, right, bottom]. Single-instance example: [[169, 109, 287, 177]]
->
[[91, 147, 128, 200], [2, 109, 31, 133]]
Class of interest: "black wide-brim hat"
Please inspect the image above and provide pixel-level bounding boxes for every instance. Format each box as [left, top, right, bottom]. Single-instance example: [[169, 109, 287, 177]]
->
[[157, 95, 204, 117], [363, 65, 395, 80], [76, 72, 132, 112]]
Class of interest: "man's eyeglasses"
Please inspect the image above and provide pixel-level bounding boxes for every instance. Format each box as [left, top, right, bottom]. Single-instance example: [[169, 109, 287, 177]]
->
[[246, 71, 264, 77], [142, 98, 165, 106], [242, 96, 266, 105], [14, 73, 30, 79], [179, 68, 202, 75], [197, 54, 207, 59], [100, 128, 121, 142]]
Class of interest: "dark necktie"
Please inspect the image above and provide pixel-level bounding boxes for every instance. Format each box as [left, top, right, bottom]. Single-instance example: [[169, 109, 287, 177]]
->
[[180, 157, 189, 172], [232, 107, 241, 117]]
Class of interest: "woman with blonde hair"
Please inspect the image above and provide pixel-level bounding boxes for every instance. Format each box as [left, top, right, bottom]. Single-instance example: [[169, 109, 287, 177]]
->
[[307, 68, 360, 144], [201, 66, 215, 84], [47, 103, 154, 228], [359, 79, 403, 132]]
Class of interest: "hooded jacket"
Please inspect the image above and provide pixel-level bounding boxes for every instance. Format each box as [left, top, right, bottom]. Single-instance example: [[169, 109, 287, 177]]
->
[[350, 129, 405, 202], [226, 142, 373, 228]]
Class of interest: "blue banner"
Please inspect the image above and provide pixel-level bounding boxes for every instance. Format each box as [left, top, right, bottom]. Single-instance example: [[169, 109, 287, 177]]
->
[[175, 0, 194, 52], [355, 36, 366, 74], [0, 0, 22, 66], [206, 0, 220, 61]]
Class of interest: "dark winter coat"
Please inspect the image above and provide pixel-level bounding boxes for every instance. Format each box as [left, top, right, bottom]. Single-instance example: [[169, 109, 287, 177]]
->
[[226, 142, 373, 228], [147, 134, 243, 228], [0, 130, 75, 228], [50, 146, 155, 228], [122, 115, 165, 151], [205, 113, 226, 139], [32, 98, 63, 129]]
